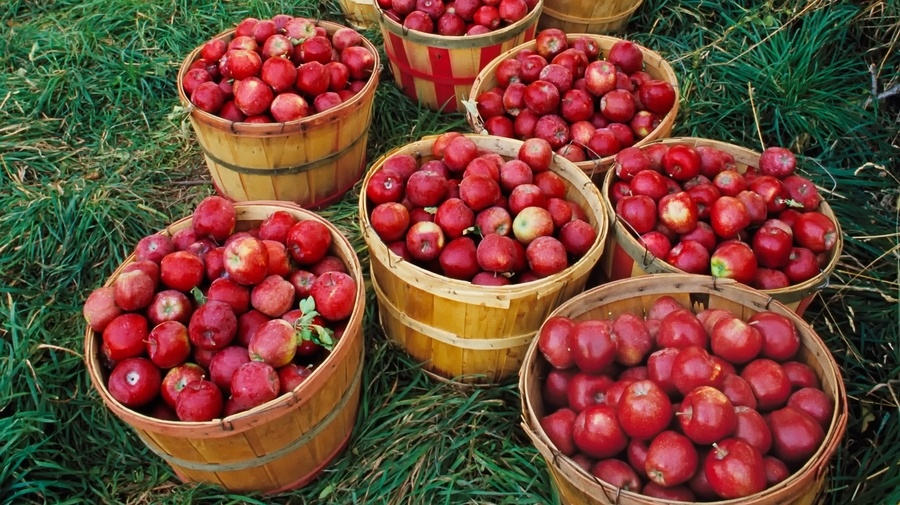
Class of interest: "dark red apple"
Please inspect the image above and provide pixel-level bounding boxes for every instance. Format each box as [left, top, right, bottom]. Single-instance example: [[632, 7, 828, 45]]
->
[[644, 430, 698, 487], [677, 386, 737, 445], [704, 437, 767, 499], [741, 358, 792, 411], [107, 357, 162, 408]]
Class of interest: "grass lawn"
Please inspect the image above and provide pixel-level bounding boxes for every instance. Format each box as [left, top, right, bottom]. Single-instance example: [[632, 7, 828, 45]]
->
[[1, 0, 898, 503]]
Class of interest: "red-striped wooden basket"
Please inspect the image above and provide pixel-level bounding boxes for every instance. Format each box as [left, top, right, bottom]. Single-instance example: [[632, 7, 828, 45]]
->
[[375, 1, 542, 113]]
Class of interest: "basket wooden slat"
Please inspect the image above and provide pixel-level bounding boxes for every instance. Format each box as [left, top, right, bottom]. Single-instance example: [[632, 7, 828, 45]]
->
[[599, 137, 843, 315], [176, 21, 380, 209], [359, 134, 608, 383], [467, 34, 679, 181], [538, 0, 644, 34], [375, 1, 542, 113], [337, 0, 379, 30], [519, 274, 848, 505], [84, 202, 366, 493]]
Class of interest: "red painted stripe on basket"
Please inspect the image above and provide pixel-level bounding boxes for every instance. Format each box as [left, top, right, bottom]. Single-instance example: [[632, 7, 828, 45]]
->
[[610, 242, 637, 281], [794, 295, 813, 317], [427, 46, 456, 112], [479, 44, 503, 73], [523, 25, 536, 42], [386, 32, 418, 104]]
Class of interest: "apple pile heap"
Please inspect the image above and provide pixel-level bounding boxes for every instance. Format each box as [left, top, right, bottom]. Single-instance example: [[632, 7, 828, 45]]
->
[[472, 29, 677, 162], [611, 143, 839, 290], [182, 15, 376, 122], [378, 0, 539, 36], [365, 133, 599, 285], [83, 197, 358, 423], [536, 295, 834, 501]]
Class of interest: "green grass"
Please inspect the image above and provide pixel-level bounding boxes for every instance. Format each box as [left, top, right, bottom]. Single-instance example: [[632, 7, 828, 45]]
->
[[1, 0, 898, 503]]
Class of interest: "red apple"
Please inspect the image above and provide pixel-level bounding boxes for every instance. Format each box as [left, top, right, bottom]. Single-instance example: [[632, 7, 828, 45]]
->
[[250, 275, 296, 318], [792, 211, 838, 253], [287, 220, 332, 266], [583, 60, 617, 97], [83, 287, 122, 333], [249, 318, 298, 368], [645, 430, 698, 487], [704, 437, 767, 499], [671, 345, 725, 395], [540, 408, 578, 456], [146, 321, 191, 369], [573, 405, 628, 459], [748, 311, 801, 362], [188, 300, 237, 351], [710, 240, 758, 284], [209, 345, 251, 394], [223, 236, 269, 286], [310, 271, 357, 321], [558, 219, 597, 258], [570, 319, 617, 374], [617, 379, 673, 440], [638, 79, 676, 115], [229, 361, 280, 412], [258, 210, 298, 244], [102, 313, 149, 363], [741, 358, 792, 411], [758, 146, 796, 178], [677, 386, 737, 445], [160, 363, 205, 409], [526, 235, 568, 277], [135, 234, 176, 264], [767, 405, 825, 465], [107, 357, 162, 408]]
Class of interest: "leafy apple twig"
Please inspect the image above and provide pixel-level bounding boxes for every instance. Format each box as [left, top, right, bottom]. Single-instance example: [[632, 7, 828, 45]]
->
[[294, 296, 335, 351]]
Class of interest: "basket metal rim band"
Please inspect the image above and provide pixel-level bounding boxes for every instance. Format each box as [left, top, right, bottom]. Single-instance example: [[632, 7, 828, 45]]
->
[[199, 121, 371, 176], [371, 272, 535, 350], [541, 1, 644, 24], [135, 350, 363, 473]]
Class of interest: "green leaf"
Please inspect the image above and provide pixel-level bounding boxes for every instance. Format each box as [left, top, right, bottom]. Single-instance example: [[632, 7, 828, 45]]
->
[[190, 286, 206, 305]]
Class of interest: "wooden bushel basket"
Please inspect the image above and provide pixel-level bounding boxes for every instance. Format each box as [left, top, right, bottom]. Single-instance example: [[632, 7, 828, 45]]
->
[[84, 202, 366, 493], [599, 137, 843, 315], [519, 274, 848, 505], [176, 21, 380, 209], [538, 0, 644, 34], [467, 34, 679, 182], [375, 1, 542, 114], [358, 134, 608, 383], [337, 0, 379, 30]]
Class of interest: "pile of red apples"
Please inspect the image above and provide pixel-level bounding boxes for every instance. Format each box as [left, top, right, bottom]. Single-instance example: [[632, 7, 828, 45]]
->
[[365, 132, 599, 285], [378, 0, 539, 36], [610, 143, 838, 290], [84, 197, 358, 422], [472, 29, 677, 162], [536, 295, 834, 501], [182, 15, 376, 122]]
